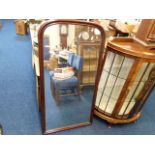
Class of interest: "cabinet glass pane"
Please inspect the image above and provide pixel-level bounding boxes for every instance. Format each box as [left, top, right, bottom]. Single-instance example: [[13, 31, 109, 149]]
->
[[125, 82, 139, 102], [104, 51, 115, 71], [82, 72, 89, 84], [104, 74, 116, 97], [98, 71, 109, 89], [83, 49, 90, 58], [142, 63, 155, 81], [119, 81, 145, 115], [111, 78, 126, 100], [135, 62, 148, 82], [111, 54, 124, 76], [95, 50, 136, 115], [124, 101, 136, 115], [97, 76, 125, 114], [133, 82, 145, 100], [83, 61, 97, 71], [78, 42, 101, 85], [119, 101, 136, 115], [118, 62, 149, 115], [105, 98, 117, 114], [118, 57, 134, 79], [90, 48, 98, 58], [95, 89, 103, 107], [98, 94, 109, 111]]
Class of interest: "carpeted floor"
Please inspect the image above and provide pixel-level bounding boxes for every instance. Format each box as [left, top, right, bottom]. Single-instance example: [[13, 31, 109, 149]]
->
[[0, 19, 155, 135], [0, 19, 41, 134]]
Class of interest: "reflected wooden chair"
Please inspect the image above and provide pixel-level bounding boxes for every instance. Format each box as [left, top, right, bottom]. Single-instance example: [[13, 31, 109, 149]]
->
[[50, 55, 83, 104], [49, 53, 75, 76]]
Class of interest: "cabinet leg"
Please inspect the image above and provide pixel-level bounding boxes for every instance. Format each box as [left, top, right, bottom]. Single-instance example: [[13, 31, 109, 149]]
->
[[108, 123, 112, 128]]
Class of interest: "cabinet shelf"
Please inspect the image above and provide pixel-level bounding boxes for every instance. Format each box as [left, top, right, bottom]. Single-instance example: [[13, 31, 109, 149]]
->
[[82, 66, 97, 72]]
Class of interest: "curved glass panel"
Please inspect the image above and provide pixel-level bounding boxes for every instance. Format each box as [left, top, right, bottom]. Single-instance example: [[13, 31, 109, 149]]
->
[[95, 51, 135, 114]]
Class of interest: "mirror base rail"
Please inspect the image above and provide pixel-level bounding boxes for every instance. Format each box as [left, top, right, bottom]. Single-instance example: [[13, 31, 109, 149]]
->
[[44, 122, 91, 134]]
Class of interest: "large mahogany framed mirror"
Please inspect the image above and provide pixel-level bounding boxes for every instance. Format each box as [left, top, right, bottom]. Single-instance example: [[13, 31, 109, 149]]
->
[[38, 20, 105, 134]]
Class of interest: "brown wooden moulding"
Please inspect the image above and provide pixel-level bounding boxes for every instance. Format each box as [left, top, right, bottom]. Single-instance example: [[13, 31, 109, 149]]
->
[[37, 19, 106, 134]]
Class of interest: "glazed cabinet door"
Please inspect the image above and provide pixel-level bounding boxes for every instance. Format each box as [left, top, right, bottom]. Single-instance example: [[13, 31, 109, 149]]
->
[[95, 47, 155, 121]]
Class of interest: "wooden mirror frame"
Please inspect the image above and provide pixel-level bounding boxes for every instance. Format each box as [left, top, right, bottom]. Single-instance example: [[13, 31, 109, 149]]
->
[[38, 19, 106, 134]]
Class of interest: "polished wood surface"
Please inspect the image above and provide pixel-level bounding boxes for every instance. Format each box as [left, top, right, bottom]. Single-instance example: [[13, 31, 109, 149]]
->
[[134, 19, 155, 48], [136, 19, 155, 43], [94, 110, 141, 124], [45, 122, 91, 134], [108, 37, 155, 60]]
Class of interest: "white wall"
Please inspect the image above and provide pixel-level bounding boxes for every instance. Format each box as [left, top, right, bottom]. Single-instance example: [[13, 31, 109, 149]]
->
[[44, 24, 76, 51], [44, 25, 60, 51]]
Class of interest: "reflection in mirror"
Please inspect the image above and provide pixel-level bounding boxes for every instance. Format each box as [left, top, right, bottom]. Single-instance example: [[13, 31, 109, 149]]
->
[[41, 22, 103, 133]]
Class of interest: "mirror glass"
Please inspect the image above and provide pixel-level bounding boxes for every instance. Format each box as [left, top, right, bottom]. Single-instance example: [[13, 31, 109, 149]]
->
[[42, 23, 103, 132]]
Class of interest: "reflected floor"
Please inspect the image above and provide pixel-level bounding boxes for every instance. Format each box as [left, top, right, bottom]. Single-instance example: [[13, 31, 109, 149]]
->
[[44, 69, 94, 130]]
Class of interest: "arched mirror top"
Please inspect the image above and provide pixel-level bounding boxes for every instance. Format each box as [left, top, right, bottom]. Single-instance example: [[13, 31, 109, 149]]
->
[[37, 19, 106, 134]]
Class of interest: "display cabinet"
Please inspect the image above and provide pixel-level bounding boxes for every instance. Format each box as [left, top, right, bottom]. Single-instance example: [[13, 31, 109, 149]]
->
[[75, 25, 102, 86], [77, 41, 101, 86], [94, 37, 155, 124]]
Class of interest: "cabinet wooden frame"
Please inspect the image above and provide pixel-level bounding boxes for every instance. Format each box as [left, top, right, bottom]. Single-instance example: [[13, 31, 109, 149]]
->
[[93, 37, 155, 124], [136, 19, 155, 43], [37, 19, 106, 134], [134, 19, 155, 48]]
